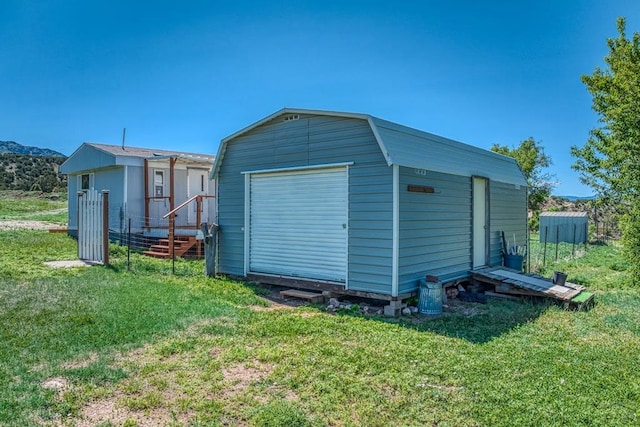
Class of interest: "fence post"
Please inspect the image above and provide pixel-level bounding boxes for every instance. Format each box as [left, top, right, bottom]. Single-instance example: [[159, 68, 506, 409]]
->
[[127, 217, 131, 271], [196, 196, 202, 258], [543, 226, 548, 267], [168, 214, 175, 259], [77, 191, 83, 259], [202, 222, 219, 277], [102, 190, 109, 265]]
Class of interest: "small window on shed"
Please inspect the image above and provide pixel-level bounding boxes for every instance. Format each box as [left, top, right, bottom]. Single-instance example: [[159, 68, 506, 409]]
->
[[283, 114, 299, 122]]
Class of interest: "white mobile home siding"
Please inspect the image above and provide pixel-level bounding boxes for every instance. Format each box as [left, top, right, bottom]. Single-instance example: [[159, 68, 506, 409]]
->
[[66, 167, 125, 232]]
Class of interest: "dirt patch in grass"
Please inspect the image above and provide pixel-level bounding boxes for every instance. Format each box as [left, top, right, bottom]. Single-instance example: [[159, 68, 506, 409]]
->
[[249, 302, 291, 311], [76, 399, 191, 427], [0, 219, 62, 230], [221, 361, 274, 398], [42, 377, 68, 397], [60, 353, 100, 370]]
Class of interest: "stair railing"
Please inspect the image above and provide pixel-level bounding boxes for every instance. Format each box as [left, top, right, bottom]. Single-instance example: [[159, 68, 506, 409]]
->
[[162, 195, 215, 257]]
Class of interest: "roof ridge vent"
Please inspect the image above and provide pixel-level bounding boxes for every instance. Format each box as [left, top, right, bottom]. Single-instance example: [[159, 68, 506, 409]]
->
[[283, 114, 300, 122]]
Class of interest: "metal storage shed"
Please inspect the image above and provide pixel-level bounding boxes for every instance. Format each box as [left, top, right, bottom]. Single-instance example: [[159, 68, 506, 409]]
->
[[539, 212, 588, 244], [211, 108, 528, 300]]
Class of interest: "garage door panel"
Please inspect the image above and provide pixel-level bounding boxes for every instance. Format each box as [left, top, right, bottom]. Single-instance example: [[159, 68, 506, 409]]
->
[[249, 167, 348, 283]]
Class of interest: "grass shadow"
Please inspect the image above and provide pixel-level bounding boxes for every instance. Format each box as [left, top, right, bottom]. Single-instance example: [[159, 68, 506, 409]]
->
[[246, 279, 555, 344], [388, 299, 554, 343]]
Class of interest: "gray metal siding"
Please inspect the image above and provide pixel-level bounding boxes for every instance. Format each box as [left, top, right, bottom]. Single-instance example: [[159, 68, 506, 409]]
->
[[489, 181, 528, 266], [539, 214, 588, 244], [398, 168, 472, 293], [371, 117, 528, 187], [216, 114, 393, 294]]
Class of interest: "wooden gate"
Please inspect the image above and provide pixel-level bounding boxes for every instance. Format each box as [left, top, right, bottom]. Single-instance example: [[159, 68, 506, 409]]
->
[[77, 189, 109, 264]]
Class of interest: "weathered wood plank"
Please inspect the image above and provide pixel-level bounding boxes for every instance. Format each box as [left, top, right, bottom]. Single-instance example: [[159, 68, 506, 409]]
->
[[472, 266, 584, 301], [279, 289, 325, 303]]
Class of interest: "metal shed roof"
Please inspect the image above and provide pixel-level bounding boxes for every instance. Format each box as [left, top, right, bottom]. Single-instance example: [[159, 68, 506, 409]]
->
[[540, 212, 588, 218], [211, 108, 527, 186]]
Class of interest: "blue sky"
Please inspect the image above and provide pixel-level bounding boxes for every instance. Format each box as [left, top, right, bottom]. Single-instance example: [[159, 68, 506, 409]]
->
[[1, 1, 639, 196]]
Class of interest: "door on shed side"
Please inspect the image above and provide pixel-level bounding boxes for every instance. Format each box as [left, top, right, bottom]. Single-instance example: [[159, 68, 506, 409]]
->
[[473, 177, 489, 268], [246, 166, 348, 284]]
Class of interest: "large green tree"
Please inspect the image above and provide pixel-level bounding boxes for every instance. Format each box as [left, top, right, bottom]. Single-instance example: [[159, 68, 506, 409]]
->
[[491, 137, 555, 214], [571, 17, 640, 280]]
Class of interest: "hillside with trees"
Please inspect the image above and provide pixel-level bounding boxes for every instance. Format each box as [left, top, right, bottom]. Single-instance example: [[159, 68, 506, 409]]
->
[[0, 154, 67, 193]]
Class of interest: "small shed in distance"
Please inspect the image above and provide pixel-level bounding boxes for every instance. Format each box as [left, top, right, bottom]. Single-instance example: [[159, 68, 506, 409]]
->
[[539, 212, 588, 244]]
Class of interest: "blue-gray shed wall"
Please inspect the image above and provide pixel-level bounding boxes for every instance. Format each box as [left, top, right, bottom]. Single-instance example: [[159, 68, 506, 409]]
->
[[489, 181, 528, 266], [397, 173, 528, 294], [216, 114, 394, 294], [398, 168, 472, 294], [216, 112, 528, 296]]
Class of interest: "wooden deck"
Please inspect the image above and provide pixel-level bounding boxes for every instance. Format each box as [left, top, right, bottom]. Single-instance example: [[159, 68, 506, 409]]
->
[[471, 266, 594, 309]]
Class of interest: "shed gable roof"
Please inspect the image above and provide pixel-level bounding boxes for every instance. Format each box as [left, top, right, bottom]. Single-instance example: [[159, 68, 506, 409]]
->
[[211, 108, 527, 186]]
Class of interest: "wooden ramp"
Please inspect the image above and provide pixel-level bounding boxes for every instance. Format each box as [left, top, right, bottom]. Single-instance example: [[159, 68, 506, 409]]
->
[[471, 266, 594, 309]]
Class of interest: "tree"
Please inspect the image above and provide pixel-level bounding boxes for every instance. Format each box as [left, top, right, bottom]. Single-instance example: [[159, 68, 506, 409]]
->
[[572, 17, 640, 199], [571, 17, 640, 281], [491, 137, 555, 215]]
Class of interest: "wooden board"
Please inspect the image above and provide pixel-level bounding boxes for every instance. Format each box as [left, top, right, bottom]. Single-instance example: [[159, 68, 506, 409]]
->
[[279, 289, 325, 303], [472, 266, 584, 301]]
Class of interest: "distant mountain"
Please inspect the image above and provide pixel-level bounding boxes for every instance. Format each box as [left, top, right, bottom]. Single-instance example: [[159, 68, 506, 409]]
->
[[0, 141, 65, 157]]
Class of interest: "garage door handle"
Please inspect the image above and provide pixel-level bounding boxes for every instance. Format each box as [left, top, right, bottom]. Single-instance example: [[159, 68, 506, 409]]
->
[[342, 224, 347, 229]]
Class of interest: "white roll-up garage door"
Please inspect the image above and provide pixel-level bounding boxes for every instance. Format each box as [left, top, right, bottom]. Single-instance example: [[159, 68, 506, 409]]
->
[[249, 166, 348, 283]]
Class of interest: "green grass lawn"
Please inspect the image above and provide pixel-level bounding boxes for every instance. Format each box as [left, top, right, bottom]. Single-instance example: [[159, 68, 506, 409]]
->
[[0, 226, 638, 426], [0, 191, 68, 224]]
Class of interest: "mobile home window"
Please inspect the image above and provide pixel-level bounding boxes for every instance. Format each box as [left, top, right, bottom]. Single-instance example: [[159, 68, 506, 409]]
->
[[79, 173, 93, 192], [154, 170, 164, 197]]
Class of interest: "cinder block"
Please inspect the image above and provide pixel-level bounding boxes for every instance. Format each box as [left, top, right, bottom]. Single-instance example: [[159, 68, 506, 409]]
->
[[384, 304, 401, 317]]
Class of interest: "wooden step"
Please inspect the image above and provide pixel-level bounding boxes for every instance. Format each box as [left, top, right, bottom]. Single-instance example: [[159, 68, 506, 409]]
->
[[143, 235, 201, 259], [142, 250, 172, 259], [279, 289, 325, 303]]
